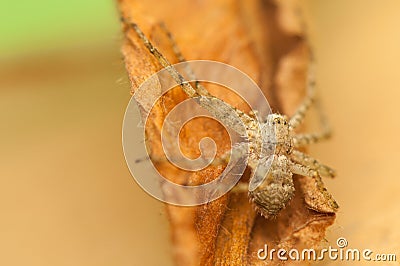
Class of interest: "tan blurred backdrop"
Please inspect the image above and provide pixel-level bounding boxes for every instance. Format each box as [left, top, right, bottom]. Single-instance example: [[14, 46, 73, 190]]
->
[[0, 1, 399, 265]]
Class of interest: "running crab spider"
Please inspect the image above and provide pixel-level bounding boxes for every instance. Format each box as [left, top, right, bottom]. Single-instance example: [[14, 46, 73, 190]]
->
[[121, 18, 338, 218]]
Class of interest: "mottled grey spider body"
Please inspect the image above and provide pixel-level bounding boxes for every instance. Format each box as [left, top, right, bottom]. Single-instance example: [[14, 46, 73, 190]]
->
[[246, 114, 295, 218], [245, 113, 337, 218], [122, 19, 338, 219]]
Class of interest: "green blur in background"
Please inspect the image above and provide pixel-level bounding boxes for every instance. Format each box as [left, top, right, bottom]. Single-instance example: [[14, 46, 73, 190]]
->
[[0, 0, 118, 58]]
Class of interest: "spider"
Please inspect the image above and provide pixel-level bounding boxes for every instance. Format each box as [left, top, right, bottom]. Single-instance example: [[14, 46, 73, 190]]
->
[[121, 18, 339, 219]]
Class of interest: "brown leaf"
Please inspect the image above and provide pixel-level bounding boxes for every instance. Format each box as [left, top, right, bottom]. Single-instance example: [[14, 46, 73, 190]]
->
[[118, 0, 337, 265]]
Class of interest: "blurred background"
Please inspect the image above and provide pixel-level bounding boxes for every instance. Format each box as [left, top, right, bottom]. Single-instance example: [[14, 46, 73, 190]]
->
[[0, 1, 173, 265], [0, 0, 399, 265]]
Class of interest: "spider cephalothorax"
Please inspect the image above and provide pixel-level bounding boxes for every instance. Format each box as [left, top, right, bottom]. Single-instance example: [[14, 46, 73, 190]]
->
[[263, 114, 293, 155]]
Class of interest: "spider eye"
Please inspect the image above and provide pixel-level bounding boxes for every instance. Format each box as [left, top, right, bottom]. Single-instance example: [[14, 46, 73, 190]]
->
[[284, 121, 287, 125]]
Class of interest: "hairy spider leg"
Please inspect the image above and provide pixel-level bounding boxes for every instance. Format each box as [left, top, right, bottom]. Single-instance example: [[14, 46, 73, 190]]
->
[[158, 22, 210, 96], [288, 161, 339, 211], [122, 18, 257, 136], [290, 150, 335, 178]]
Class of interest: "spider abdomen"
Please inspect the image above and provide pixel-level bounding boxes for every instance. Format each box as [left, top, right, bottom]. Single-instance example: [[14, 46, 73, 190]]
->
[[248, 155, 295, 218]]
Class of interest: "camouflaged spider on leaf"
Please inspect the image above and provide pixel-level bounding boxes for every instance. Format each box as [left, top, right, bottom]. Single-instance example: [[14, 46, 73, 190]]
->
[[122, 18, 338, 219]]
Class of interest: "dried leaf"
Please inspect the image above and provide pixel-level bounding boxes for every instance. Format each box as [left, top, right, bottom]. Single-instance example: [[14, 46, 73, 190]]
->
[[118, 0, 337, 265]]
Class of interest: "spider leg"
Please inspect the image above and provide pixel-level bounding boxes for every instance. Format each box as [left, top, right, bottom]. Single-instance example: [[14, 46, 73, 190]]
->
[[158, 22, 210, 96], [122, 18, 256, 136], [289, 161, 338, 212], [138, 152, 227, 170], [207, 141, 250, 195], [288, 63, 316, 130], [289, 150, 335, 178], [292, 84, 332, 148], [289, 58, 332, 146], [141, 138, 248, 175], [122, 19, 199, 98], [213, 142, 252, 174], [292, 126, 332, 147]]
